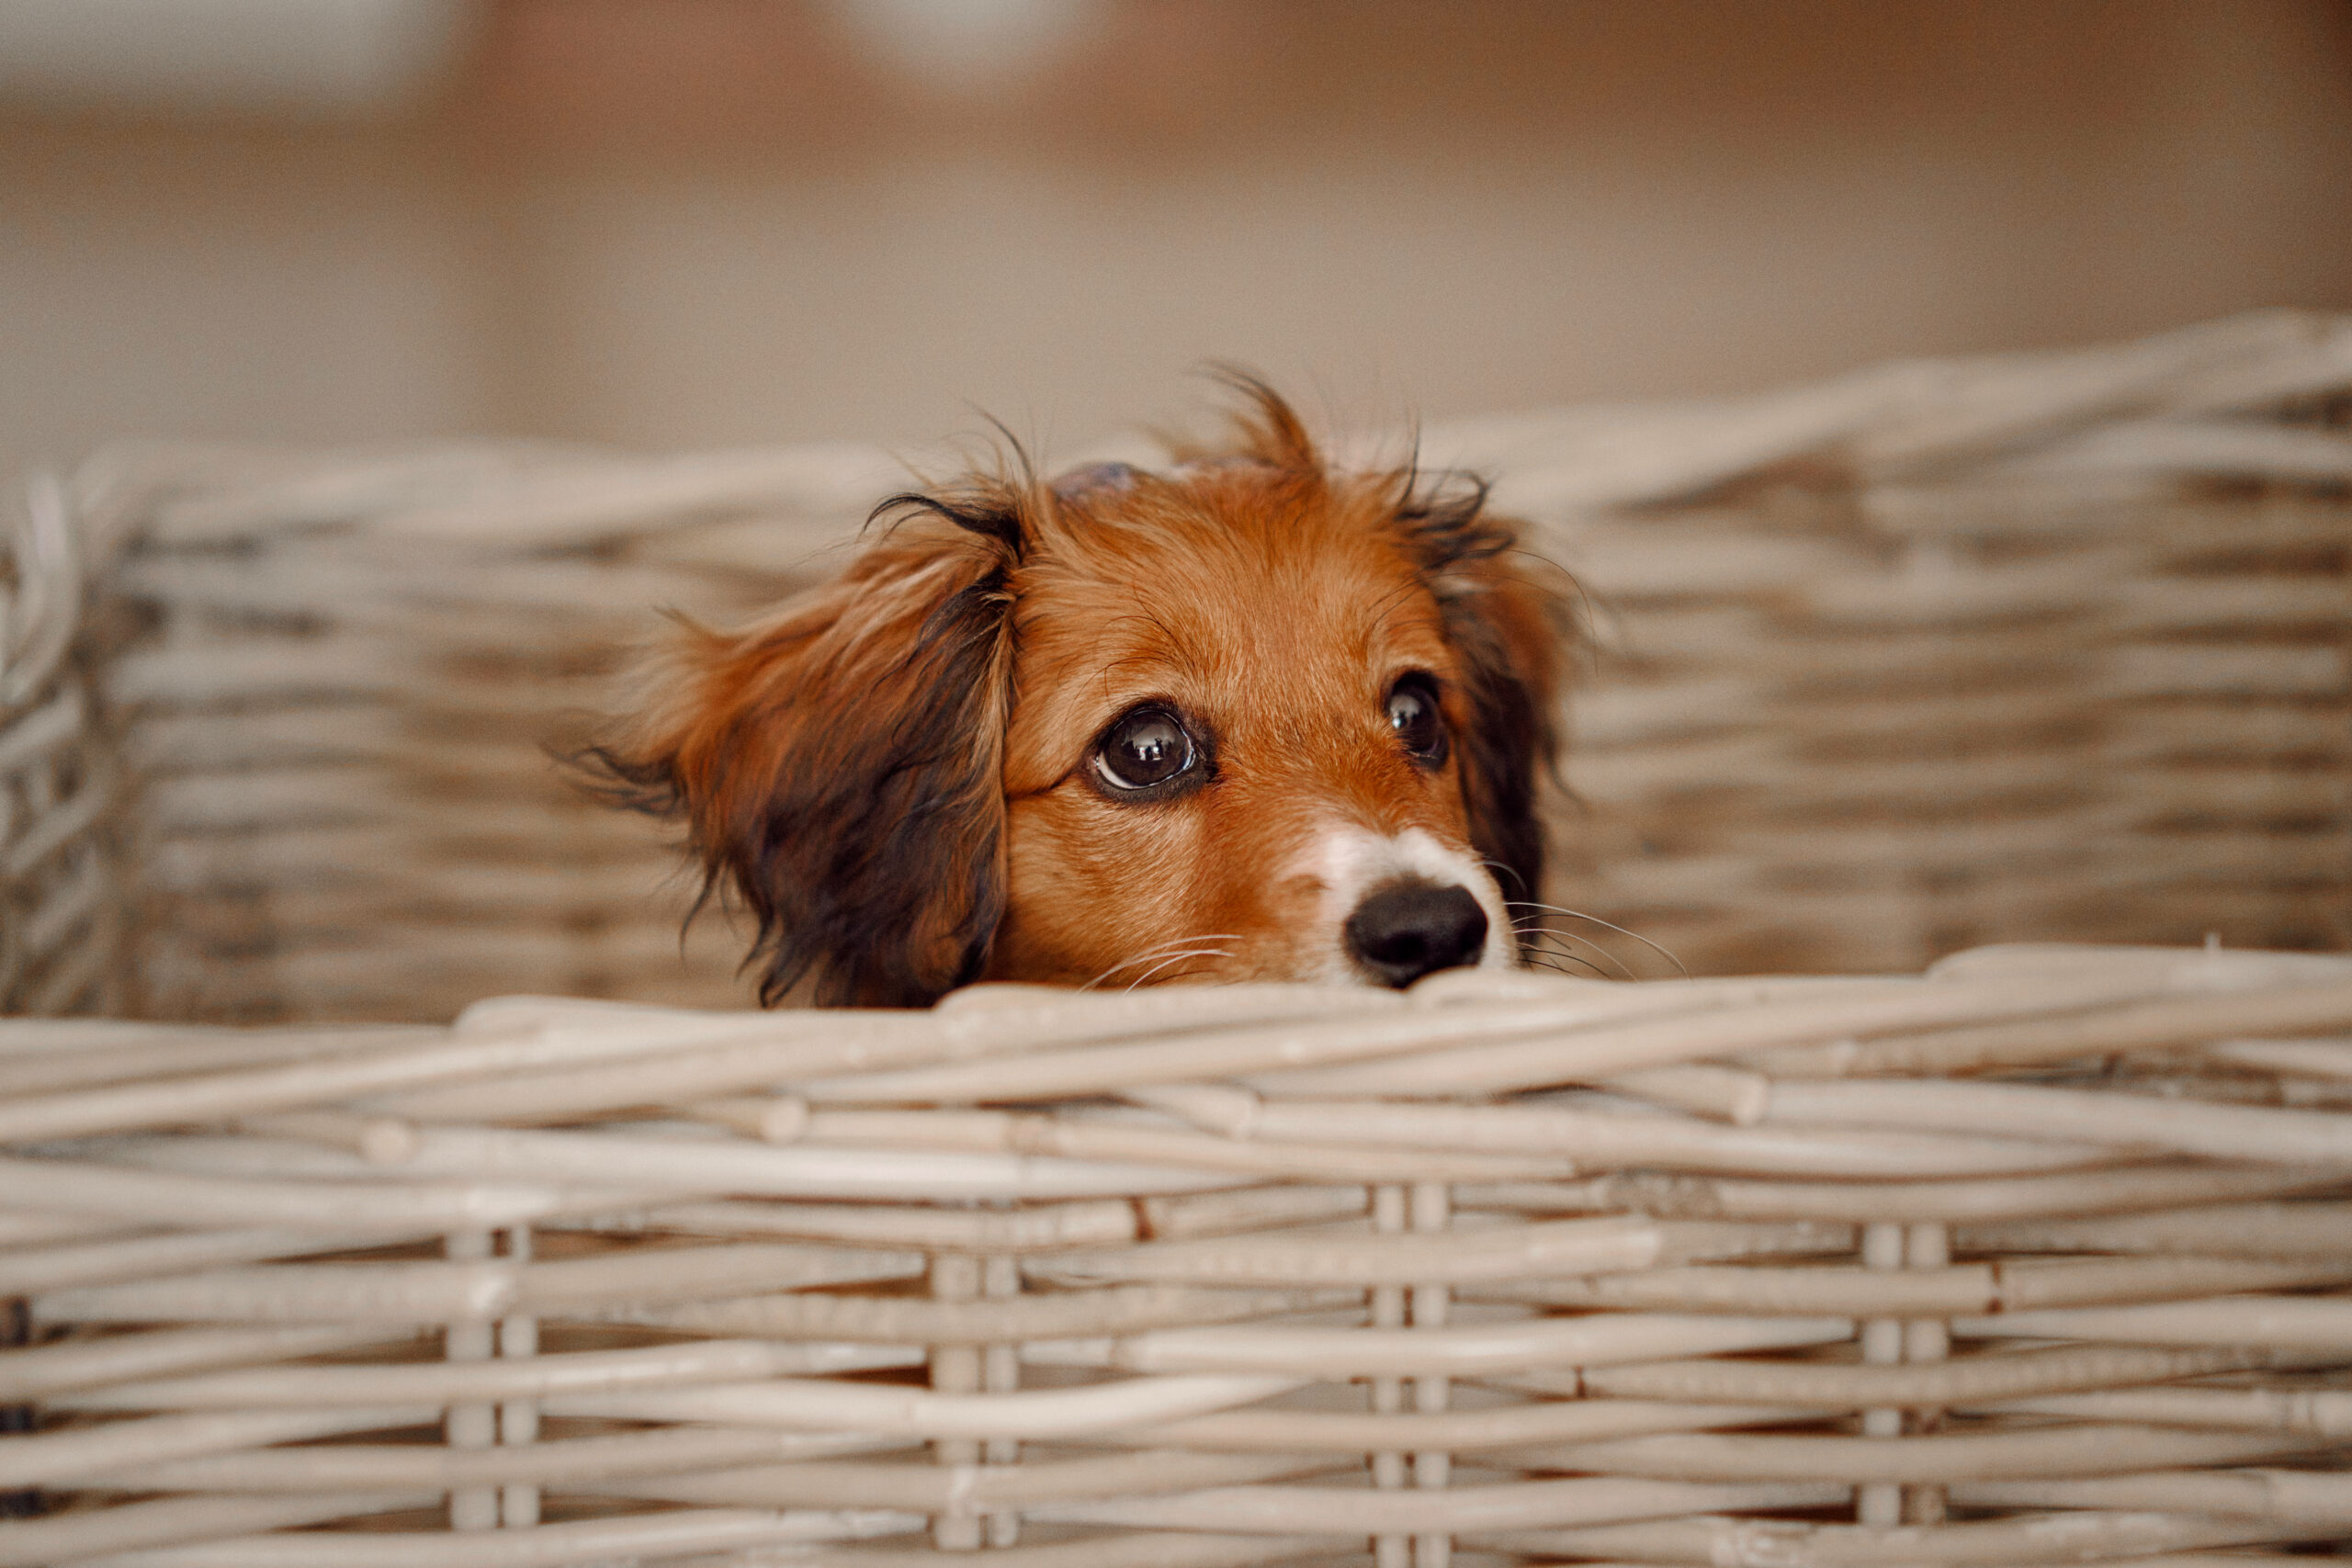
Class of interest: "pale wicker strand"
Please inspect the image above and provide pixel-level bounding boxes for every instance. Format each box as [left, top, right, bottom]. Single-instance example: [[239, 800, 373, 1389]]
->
[[57, 1506, 924, 1568], [1464, 1510, 2308, 1565]]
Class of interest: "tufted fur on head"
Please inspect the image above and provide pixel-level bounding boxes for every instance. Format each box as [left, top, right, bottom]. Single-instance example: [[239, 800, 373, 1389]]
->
[[593, 380, 1569, 1007]]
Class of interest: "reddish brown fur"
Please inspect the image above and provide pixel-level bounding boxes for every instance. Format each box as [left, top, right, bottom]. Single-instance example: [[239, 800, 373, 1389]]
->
[[595, 385, 1566, 1006]]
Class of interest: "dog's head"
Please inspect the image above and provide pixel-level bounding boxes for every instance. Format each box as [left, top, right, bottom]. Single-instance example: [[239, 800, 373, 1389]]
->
[[600, 383, 1567, 1006]]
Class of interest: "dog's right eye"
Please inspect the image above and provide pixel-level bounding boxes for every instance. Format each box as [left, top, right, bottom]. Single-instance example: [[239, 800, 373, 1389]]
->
[[1093, 706, 1197, 793]]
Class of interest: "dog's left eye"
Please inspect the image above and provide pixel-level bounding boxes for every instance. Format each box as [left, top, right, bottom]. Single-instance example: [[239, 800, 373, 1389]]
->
[[1386, 676, 1448, 765], [1094, 705, 1198, 792]]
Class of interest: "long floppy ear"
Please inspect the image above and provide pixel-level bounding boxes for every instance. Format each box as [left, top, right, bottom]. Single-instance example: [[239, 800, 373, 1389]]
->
[[1395, 478, 1570, 914], [594, 500, 1022, 1007]]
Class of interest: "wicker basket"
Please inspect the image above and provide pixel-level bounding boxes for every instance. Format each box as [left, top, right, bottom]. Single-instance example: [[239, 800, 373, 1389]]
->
[[5, 312, 2348, 1023], [1, 311, 2350, 1562], [1, 943, 2350, 1565]]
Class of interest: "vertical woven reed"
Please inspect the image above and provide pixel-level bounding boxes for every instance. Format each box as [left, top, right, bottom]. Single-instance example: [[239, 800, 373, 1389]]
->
[[0, 476, 129, 1017]]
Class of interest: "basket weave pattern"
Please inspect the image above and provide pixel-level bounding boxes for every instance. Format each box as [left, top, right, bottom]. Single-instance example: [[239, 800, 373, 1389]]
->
[[1, 314, 2349, 1562], [2, 943, 2351, 1563], [4, 313, 2347, 1021], [0, 475, 129, 1018]]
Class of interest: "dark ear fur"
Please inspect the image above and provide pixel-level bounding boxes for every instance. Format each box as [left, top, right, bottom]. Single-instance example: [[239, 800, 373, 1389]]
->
[[592, 502, 1021, 1007], [1395, 476, 1569, 917]]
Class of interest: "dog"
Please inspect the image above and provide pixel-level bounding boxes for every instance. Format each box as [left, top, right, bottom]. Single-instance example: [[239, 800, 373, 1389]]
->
[[595, 381, 1566, 1007]]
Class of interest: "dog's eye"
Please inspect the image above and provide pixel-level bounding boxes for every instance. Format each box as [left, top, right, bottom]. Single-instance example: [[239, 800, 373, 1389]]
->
[[1094, 706, 1197, 792], [1386, 676, 1448, 765]]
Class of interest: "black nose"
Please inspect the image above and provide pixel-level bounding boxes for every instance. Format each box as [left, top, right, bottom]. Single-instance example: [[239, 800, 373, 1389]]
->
[[1344, 879, 1489, 988]]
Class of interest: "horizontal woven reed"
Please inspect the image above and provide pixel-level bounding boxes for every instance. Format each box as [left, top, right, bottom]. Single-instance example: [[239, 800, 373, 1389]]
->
[[0, 941, 2347, 1564], [4, 311, 2348, 1021]]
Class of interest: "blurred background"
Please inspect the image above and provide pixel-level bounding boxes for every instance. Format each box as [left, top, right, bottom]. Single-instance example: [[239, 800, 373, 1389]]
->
[[4, 0, 2350, 480], [5, 0, 2349, 1020]]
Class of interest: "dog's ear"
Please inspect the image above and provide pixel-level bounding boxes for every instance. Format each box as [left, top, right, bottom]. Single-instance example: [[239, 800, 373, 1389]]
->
[[1441, 551, 1566, 908], [593, 500, 1021, 1007], [1394, 480, 1569, 913]]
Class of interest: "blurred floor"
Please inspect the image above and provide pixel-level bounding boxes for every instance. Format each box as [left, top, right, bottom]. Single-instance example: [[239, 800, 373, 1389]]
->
[[3, 0, 2349, 479]]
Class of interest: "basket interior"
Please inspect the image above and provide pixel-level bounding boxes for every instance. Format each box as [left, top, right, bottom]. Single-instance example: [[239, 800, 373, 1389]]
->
[[0, 311, 2347, 1024]]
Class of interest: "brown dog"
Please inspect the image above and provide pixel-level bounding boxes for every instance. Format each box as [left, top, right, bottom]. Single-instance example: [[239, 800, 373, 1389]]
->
[[597, 382, 1566, 1006]]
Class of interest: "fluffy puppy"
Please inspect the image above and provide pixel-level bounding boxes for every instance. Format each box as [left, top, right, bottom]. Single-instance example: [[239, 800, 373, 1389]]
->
[[598, 384, 1566, 1006]]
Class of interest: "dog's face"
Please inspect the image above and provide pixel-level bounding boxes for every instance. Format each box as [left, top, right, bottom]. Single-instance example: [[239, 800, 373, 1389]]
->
[[601, 386, 1565, 1006], [994, 458, 1523, 989]]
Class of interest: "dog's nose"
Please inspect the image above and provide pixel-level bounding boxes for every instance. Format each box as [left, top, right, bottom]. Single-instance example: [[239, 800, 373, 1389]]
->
[[1344, 879, 1489, 987]]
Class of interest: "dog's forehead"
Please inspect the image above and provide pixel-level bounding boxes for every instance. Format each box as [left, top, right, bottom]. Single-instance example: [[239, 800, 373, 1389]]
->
[[1011, 477, 1453, 733], [1043, 474, 1420, 620]]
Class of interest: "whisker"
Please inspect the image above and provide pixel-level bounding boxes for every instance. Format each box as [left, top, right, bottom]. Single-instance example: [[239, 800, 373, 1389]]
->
[[1081, 935, 1243, 991], [1122, 948, 1236, 991], [1504, 902, 1689, 979], [1475, 856, 1530, 896], [1520, 952, 1606, 979], [1512, 932, 1619, 981], [1510, 920, 1638, 982], [1509, 911, 1630, 969]]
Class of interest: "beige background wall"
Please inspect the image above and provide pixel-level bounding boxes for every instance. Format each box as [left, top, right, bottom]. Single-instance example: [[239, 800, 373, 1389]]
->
[[4, 0, 2349, 482]]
